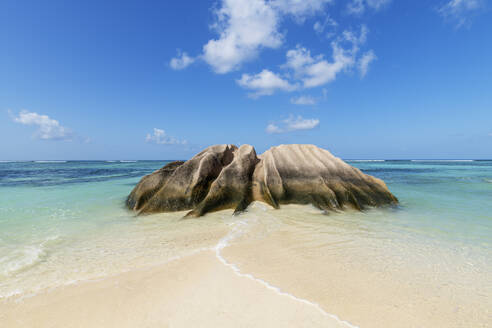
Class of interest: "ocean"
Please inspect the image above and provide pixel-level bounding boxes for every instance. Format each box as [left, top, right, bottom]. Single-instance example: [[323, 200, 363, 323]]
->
[[0, 159, 491, 326]]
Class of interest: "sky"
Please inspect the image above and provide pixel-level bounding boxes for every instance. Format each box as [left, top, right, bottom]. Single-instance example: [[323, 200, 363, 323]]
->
[[1, 0, 491, 160]]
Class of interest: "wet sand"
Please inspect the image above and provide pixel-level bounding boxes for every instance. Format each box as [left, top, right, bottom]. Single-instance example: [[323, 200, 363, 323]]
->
[[0, 250, 351, 328], [223, 224, 491, 328]]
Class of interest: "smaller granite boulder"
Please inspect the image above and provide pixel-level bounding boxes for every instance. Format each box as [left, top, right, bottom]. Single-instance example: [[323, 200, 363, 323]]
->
[[127, 144, 236, 213]]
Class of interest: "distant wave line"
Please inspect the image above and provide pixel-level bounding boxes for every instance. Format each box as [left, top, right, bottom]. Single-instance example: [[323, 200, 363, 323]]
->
[[347, 160, 385, 162], [34, 161, 68, 163], [0, 160, 32, 163], [411, 160, 474, 162]]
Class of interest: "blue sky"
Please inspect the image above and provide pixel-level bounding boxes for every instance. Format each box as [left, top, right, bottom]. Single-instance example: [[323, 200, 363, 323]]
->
[[1, 0, 491, 160]]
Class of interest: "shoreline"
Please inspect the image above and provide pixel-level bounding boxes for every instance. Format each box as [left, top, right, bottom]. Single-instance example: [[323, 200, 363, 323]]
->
[[0, 249, 355, 328]]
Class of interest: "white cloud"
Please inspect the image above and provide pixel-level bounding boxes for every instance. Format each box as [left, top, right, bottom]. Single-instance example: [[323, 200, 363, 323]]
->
[[272, 0, 333, 22], [291, 95, 317, 105], [438, 0, 485, 28], [172, 0, 382, 97], [341, 24, 368, 48], [266, 115, 320, 133], [284, 26, 369, 88], [199, 0, 334, 74], [170, 51, 195, 70], [146, 128, 187, 145], [285, 26, 367, 89], [347, 0, 391, 15], [313, 21, 323, 33], [202, 0, 283, 74], [236, 69, 298, 97], [300, 44, 355, 88], [367, 0, 392, 10], [358, 50, 377, 77], [240, 26, 373, 96], [347, 0, 365, 15], [266, 123, 284, 134], [11, 110, 73, 141], [284, 46, 317, 73]]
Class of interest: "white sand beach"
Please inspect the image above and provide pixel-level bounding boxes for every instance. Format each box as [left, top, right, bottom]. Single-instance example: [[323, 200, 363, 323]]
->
[[1, 204, 490, 328]]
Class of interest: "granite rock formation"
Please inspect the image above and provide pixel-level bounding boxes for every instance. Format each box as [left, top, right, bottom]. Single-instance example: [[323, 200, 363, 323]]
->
[[127, 144, 398, 216]]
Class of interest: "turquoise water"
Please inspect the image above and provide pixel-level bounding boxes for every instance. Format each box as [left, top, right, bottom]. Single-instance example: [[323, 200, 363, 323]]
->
[[348, 160, 492, 247], [0, 159, 491, 298]]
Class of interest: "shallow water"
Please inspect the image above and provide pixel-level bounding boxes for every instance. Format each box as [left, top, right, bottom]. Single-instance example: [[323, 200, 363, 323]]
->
[[0, 159, 491, 325], [0, 160, 229, 298]]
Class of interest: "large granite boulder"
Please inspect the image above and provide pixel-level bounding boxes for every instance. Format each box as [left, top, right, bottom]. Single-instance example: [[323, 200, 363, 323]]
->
[[127, 144, 398, 216], [251, 144, 397, 211]]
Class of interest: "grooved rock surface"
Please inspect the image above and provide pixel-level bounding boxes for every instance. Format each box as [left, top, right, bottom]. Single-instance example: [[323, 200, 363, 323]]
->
[[127, 144, 398, 216]]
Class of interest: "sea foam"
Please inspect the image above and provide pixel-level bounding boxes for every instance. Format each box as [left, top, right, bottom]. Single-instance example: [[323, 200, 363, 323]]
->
[[0, 246, 46, 277]]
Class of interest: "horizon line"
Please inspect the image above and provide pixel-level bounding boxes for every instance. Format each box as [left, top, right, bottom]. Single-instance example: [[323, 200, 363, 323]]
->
[[1, 159, 492, 162]]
